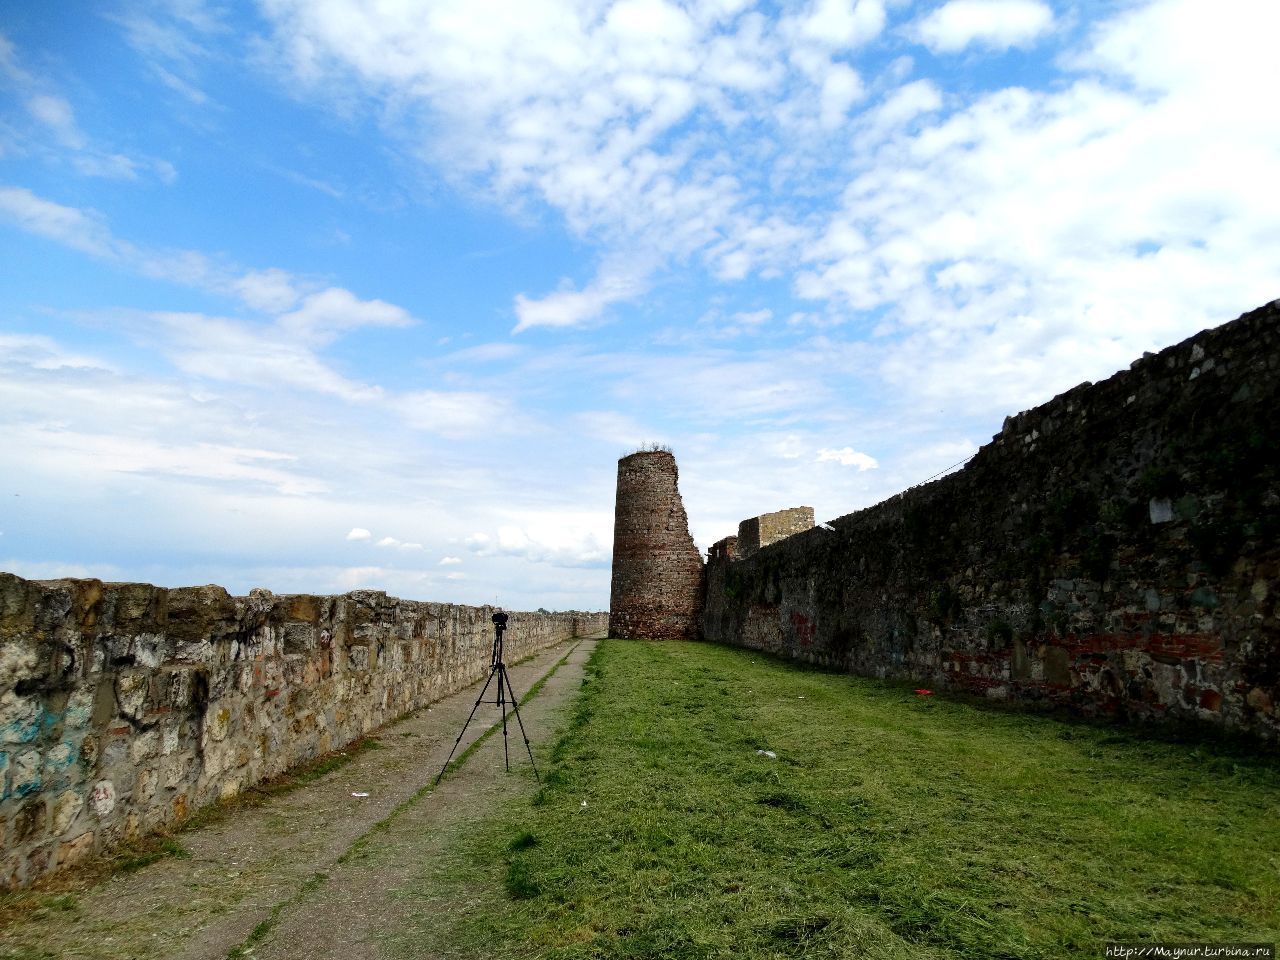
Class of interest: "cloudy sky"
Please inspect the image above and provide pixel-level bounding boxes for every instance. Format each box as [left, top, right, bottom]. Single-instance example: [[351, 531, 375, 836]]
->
[[1, 0, 1276, 610]]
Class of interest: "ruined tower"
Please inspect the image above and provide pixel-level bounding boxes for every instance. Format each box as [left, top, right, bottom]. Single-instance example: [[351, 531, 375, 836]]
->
[[609, 450, 704, 640]]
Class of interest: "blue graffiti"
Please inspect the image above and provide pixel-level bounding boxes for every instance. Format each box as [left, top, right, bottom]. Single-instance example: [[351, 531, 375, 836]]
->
[[1, 715, 40, 744]]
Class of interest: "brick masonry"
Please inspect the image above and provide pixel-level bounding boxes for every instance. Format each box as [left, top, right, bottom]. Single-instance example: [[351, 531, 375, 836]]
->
[[703, 301, 1280, 741], [609, 451, 704, 640], [0, 573, 606, 889]]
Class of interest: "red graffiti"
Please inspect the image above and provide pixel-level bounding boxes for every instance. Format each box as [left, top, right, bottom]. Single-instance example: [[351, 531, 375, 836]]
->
[[789, 611, 816, 647]]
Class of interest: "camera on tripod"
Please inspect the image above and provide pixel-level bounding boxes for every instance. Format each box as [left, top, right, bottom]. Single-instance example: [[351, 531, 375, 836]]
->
[[435, 607, 540, 785]]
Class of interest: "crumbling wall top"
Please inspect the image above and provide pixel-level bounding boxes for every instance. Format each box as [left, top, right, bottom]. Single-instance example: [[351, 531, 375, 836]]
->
[[737, 506, 815, 559]]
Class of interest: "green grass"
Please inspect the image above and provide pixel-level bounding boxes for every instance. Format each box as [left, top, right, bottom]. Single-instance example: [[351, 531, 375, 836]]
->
[[114, 836, 192, 873], [403, 640, 1280, 960]]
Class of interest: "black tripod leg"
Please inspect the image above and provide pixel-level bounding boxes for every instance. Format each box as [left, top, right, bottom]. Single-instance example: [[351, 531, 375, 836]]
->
[[500, 664, 541, 783], [434, 666, 498, 786], [498, 666, 511, 772]]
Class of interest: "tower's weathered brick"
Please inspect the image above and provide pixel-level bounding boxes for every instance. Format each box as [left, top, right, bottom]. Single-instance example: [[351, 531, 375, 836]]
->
[[609, 451, 704, 640]]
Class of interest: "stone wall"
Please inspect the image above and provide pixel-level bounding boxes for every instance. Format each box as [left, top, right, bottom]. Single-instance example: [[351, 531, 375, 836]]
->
[[609, 451, 704, 640], [0, 573, 606, 889], [737, 507, 815, 560], [703, 301, 1280, 740]]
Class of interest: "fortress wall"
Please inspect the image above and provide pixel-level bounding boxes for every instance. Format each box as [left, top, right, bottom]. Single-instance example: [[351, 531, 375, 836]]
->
[[703, 301, 1280, 740], [609, 451, 704, 640], [0, 574, 606, 889]]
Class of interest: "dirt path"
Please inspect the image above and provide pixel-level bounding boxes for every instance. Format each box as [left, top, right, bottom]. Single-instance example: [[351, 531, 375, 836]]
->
[[0, 637, 599, 960]]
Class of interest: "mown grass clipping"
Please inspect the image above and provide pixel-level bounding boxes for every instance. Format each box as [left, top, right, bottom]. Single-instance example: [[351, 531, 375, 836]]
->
[[396, 639, 1279, 960]]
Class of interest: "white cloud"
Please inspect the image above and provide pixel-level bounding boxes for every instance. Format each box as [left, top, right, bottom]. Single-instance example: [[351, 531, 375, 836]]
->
[[277, 287, 414, 344], [867, 79, 943, 134], [912, 0, 1054, 53], [0, 334, 113, 372], [599, 348, 833, 422], [817, 447, 879, 470], [0, 559, 122, 582], [373, 536, 421, 550], [0, 187, 120, 258], [439, 556, 462, 565], [5, 423, 326, 496], [1074, 0, 1280, 97], [109, 4, 222, 105], [0, 187, 271, 304], [139, 311, 385, 402], [0, 191, 428, 408], [26, 94, 84, 148], [514, 260, 651, 332], [253, 0, 896, 314], [573, 410, 652, 448], [465, 510, 611, 568], [2, 34, 176, 183], [819, 63, 865, 129], [393, 389, 515, 437], [793, 0, 888, 49], [0, 31, 28, 82], [234, 268, 302, 313], [0, 321, 613, 607], [793, 0, 1280, 417], [733, 308, 772, 326]]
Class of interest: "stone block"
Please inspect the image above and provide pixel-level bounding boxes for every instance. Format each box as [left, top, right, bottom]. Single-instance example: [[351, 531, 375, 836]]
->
[[0, 692, 42, 745], [51, 788, 83, 835], [11, 749, 42, 799], [56, 831, 95, 868], [13, 797, 48, 843]]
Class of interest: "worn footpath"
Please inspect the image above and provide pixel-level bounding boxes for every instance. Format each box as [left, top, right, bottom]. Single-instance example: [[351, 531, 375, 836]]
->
[[0, 636, 599, 960]]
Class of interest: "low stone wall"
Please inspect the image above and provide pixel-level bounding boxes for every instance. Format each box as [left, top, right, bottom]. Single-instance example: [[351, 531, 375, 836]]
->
[[0, 574, 606, 889], [703, 301, 1279, 741]]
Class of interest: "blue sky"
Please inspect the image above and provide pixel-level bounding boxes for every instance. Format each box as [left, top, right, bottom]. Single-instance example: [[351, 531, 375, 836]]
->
[[1, 0, 1276, 610]]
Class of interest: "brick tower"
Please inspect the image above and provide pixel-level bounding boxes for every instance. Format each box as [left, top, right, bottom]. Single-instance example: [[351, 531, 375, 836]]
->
[[609, 450, 704, 640]]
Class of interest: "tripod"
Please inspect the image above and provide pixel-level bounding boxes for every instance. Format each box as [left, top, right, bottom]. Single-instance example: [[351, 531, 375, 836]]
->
[[434, 611, 540, 785]]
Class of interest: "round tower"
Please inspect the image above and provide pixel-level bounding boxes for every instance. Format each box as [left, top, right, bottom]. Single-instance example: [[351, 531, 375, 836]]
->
[[609, 450, 705, 640]]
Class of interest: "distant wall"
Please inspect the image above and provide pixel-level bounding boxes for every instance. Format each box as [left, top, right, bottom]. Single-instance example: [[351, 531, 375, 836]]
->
[[0, 574, 606, 889], [609, 451, 704, 640], [704, 301, 1280, 741], [738, 507, 814, 560]]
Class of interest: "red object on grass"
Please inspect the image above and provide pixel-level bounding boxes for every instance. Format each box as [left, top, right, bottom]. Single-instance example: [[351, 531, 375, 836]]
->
[[914, 689, 933, 695]]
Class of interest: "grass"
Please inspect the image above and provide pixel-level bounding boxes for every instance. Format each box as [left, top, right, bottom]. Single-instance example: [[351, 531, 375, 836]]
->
[[403, 639, 1280, 960]]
